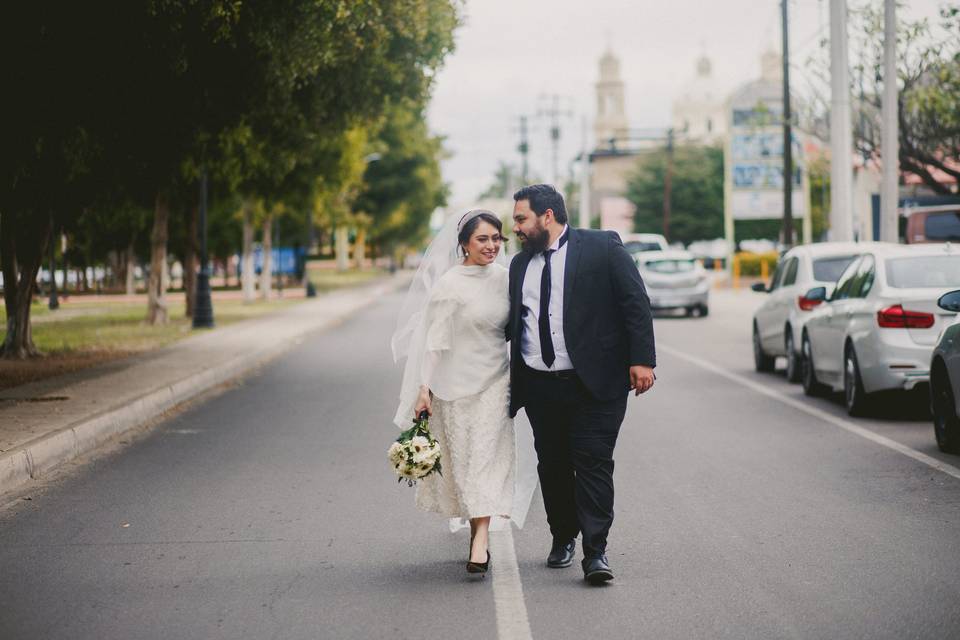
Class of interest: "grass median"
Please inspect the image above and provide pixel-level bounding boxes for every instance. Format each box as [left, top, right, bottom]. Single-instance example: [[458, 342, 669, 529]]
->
[[0, 268, 387, 390]]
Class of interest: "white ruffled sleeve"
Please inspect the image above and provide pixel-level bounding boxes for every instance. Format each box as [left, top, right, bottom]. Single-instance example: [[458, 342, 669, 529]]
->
[[421, 295, 460, 388]]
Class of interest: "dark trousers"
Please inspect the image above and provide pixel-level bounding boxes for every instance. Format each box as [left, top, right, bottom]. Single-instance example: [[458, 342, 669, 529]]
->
[[522, 366, 627, 558]]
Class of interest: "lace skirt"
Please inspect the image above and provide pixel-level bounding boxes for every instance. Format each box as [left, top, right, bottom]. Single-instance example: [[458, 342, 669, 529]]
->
[[415, 371, 516, 520]]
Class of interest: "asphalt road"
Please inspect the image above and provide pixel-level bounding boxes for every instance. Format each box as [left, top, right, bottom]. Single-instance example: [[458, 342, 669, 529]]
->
[[2, 288, 959, 639]]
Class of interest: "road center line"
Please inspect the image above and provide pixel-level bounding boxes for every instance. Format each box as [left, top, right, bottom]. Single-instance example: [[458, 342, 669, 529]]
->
[[659, 343, 960, 482], [489, 527, 533, 640]]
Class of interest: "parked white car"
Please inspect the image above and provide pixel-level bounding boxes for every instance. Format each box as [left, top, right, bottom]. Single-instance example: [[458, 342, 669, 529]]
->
[[799, 243, 960, 416], [931, 290, 960, 453], [751, 242, 870, 382], [635, 249, 710, 317], [621, 233, 669, 254]]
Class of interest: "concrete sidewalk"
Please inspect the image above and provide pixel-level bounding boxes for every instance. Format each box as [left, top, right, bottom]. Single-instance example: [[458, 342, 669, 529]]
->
[[0, 273, 409, 498]]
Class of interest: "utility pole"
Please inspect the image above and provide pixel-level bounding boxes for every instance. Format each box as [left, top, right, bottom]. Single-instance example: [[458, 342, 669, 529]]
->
[[829, 0, 854, 241], [663, 128, 674, 243], [538, 94, 573, 186], [578, 115, 591, 228], [516, 115, 530, 184], [880, 0, 899, 242], [192, 171, 215, 328], [781, 0, 795, 247]]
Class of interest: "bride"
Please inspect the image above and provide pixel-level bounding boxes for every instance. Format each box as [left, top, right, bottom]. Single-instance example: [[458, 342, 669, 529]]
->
[[392, 209, 537, 575]]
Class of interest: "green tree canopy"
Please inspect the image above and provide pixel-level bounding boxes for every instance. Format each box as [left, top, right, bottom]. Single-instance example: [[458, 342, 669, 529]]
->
[[355, 100, 449, 251], [626, 146, 724, 245]]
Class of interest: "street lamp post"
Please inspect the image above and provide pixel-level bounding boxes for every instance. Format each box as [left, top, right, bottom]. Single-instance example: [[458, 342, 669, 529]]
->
[[663, 128, 674, 243], [48, 217, 59, 310], [192, 171, 215, 328]]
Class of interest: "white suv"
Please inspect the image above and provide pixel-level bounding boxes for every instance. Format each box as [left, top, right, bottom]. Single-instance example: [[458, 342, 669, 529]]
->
[[752, 242, 876, 381], [621, 233, 669, 254]]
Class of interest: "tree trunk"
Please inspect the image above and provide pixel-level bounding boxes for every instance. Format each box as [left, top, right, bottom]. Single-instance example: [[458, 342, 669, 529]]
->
[[334, 226, 350, 271], [125, 240, 136, 295], [184, 205, 199, 318], [146, 193, 169, 325], [241, 203, 256, 303], [354, 228, 366, 269], [1, 212, 51, 359], [259, 214, 273, 300]]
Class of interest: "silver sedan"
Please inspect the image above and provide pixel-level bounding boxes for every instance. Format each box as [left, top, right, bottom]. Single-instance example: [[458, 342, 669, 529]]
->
[[800, 243, 960, 416], [635, 250, 710, 317]]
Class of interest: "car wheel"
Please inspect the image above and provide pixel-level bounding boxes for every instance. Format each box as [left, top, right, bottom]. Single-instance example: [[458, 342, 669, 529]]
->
[[801, 334, 826, 397], [785, 330, 802, 383], [843, 346, 869, 417], [931, 369, 960, 454], [698, 304, 709, 317], [753, 324, 775, 373]]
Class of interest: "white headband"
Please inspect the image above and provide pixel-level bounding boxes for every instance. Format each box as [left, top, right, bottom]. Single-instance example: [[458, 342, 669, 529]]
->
[[457, 209, 495, 234]]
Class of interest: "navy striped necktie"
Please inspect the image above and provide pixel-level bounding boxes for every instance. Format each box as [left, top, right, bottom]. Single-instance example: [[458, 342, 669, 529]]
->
[[539, 230, 568, 368]]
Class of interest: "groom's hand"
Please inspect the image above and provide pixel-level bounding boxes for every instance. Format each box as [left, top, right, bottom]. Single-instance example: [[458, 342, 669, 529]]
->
[[629, 365, 655, 396]]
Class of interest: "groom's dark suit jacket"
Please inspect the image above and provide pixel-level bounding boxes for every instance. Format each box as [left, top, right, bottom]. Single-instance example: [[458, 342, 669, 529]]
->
[[507, 228, 656, 418]]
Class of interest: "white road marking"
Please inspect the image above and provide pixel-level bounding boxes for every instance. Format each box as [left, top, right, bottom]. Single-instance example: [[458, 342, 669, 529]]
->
[[660, 343, 960, 482], [489, 527, 533, 640]]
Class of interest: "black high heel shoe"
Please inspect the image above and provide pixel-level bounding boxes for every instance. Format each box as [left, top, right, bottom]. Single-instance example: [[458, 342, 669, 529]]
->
[[466, 550, 490, 575], [467, 532, 490, 575]]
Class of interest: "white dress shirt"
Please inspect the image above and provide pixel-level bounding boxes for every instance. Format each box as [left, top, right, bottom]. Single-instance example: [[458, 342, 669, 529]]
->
[[521, 226, 573, 371]]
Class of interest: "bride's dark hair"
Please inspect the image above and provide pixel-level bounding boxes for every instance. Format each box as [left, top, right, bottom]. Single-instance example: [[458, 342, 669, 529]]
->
[[458, 212, 508, 257]]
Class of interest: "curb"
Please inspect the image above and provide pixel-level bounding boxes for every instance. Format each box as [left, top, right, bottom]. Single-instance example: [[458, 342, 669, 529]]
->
[[0, 275, 409, 498]]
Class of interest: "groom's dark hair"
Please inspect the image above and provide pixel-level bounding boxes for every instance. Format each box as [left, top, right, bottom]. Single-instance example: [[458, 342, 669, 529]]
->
[[513, 184, 568, 224]]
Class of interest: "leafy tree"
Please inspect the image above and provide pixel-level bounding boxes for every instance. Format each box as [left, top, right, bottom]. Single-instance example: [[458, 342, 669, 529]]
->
[[803, 2, 960, 194], [1, 0, 459, 356], [626, 145, 725, 245], [479, 162, 522, 200], [355, 100, 449, 256]]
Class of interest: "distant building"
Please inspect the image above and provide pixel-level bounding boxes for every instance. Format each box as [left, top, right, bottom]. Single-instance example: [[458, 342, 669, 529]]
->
[[671, 54, 726, 145], [586, 49, 659, 234], [594, 49, 629, 148], [723, 49, 812, 244]]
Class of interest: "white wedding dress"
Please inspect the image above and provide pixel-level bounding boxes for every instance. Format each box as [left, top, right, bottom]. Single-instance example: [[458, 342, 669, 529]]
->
[[391, 210, 537, 532], [412, 263, 516, 522]]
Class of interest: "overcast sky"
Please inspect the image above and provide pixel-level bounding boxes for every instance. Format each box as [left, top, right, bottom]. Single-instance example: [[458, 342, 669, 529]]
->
[[427, 0, 946, 207]]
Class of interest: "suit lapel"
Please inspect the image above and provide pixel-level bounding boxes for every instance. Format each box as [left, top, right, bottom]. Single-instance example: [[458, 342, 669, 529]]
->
[[562, 227, 582, 319]]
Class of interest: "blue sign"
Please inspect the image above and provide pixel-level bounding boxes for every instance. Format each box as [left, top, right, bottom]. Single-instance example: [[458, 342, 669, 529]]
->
[[237, 246, 304, 275]]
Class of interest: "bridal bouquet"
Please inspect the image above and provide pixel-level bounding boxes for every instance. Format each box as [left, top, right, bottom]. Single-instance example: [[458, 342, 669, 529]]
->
[[389, 411, 442, 486]]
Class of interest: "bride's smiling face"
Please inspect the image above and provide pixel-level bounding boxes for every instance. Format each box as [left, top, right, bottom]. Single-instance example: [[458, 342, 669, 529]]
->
[[462, 220, 502, 266]]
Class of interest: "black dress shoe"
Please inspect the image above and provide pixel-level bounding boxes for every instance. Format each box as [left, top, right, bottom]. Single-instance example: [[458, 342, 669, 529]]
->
[[546, 539, 576, 568], [582, 555, 614, 585]]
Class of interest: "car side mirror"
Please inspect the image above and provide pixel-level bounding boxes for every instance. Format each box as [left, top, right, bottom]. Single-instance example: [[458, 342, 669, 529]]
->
[[751, 282, 768, 293], [938, 289, 960, 313], [804, 286, 827, 303]]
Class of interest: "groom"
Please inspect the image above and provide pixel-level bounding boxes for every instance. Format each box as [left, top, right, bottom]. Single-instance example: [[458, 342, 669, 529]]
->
[[507, 184, 656, 585]]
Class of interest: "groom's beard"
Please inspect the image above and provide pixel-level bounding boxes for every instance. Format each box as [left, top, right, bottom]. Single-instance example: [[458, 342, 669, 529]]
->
[[518, 225, 550, 254]]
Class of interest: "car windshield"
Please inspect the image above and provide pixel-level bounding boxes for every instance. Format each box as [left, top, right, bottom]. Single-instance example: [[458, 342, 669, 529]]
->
[[642, 259, 696, 274], [625, 241, 663, 253], [812, 255, 857, 282], [886, 255, 960, 288]]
